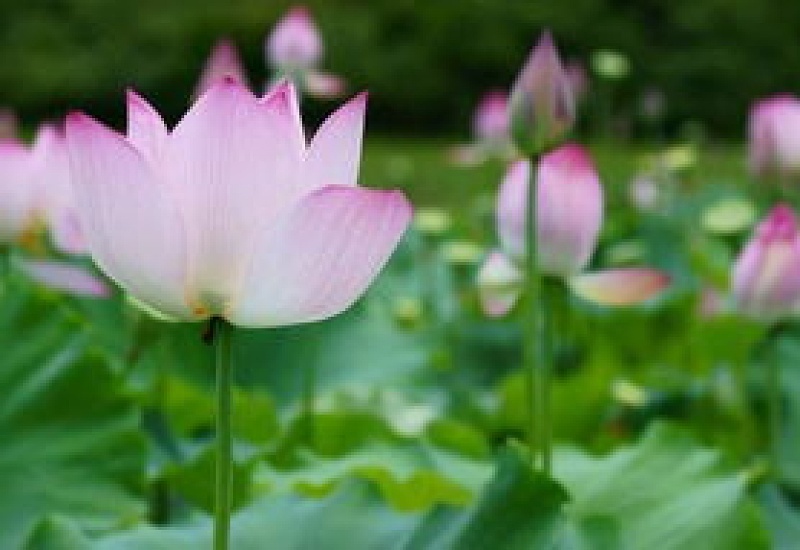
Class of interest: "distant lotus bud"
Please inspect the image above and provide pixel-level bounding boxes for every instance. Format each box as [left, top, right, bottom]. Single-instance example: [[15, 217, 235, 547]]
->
[[497, 144, 602, 277], [564, 61, 589, 104], [473, 90, 509, 144], [509, 31, 575, 156], [266, 6, 322, 72], [303, 71, 347, 99], [0, 109, 17, 140], [477, 250, 522, 317], [196, 39, 248, 97], [732, 204, 800, 319], [748, 95, 800, 178]]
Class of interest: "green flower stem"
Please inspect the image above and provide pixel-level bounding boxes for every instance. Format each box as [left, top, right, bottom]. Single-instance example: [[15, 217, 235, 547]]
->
[[767, 347, 781, 479], [524, 152, 551, 474], [214, 318, 234, 550]]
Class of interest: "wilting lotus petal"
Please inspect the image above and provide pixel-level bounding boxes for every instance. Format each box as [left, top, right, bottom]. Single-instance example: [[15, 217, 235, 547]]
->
[[509, 31, 575, 155], [749, 95, 800, 177], [66, 80, 411, 327], [304, 71, 347, 99], [567, 268, 670, 305], [266, 6, 322, 71], [196, 39, 248, 97], [17, 258, 110, 298], [497, 145, 602, 277], [732, 204, 800, 319], [477, 250, 522, 317]]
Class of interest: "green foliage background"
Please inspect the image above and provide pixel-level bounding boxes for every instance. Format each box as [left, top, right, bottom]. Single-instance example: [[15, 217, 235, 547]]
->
[[1, 0, 800, 137]]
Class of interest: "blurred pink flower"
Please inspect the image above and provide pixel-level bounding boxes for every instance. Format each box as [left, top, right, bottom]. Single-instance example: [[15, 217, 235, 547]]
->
[[748, 95, 800, 178], [474, 90, 509, 144], [478, 144, 669, 314], [0, 109, 18, 140], [0, 138, 39, 243], [265, 6, 346, 99], [509, 31, 575, 155], [65, 80, 412, 327], [732, 204, 800, 319], [266, 6, 322, 71], [564, 61, 589, 104], [196, 39, 249, 97]]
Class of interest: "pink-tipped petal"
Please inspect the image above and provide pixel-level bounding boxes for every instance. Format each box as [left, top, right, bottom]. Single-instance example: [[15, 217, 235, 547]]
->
[[196, 39, 249, 97], [18, 259, 111, 298], [170, 80, 306, 310], [230, 185, 411, 327], [126, 90, 169, 166], [567, 268, 670, 305], [306, 92, 367, 188], [303, 71, 347, 99], [262, 79, 306, 152], [65, 113, 192, 319], [476, 250, 522, 317], [496, 159, 530, 261], [732, 204, 800, 318], [536, 144, 603, 275]]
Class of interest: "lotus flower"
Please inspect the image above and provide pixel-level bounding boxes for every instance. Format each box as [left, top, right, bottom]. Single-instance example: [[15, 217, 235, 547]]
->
[[196, 39, 249, 97], [449, 90, 513, 166], [266, 6, 345, 99], [64, 79, 411, 327], [732, 204, 800, 319], [0, 109, 17, 140], [748, 95, 800, 178], [478, 144, 669, 315], [509, 31, 575, 156]]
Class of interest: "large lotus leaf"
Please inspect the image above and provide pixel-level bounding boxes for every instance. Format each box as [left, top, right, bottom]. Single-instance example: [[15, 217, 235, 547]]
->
[[0, 283, 146, 548]]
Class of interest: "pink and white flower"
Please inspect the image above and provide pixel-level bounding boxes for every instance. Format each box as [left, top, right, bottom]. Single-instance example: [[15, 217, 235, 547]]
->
[[748, 95, 800, 178], [732, 204, 800, 319], [478, 144, 669, 315], [65, 79, 412, 327], [196, 39, 249, 97]]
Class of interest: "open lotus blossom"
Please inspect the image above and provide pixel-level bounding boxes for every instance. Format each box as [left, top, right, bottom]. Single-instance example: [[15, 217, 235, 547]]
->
[[64, 79, 412, 327], [748, 95, 800, 178], [732, 204, 800, 319], [0, 125, 107, 297], [265, 5, 345, 99], [509, 31, 575, 156], [196, 39, 249, 97], [478, 144, 669, 315]]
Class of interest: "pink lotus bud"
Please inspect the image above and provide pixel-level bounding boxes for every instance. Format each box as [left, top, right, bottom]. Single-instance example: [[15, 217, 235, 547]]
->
[[497, 144, 602, 277], [65, 80, 412, 327], [509, 31, 575, 155], [266, 6, 322, 72], [732, 204, 800, 319], [473, 90, 509, 144], [196, 39, 249, 97], [748, 95, 800, 178], [0, 109, 18, 140], [0, 139, 38, 243]]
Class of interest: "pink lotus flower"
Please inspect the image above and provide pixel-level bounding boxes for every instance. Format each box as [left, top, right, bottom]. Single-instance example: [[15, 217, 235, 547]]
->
[[0, 109, 17, 140], [748, 95, 800, 178], [196, 39, 249, 97], [0, 138, 39, 243], [509, 31, 575, 155], [64, 79, 412, 327], [266, 6, 345, 99], [732, 204, 800, 319], [478, 144, 669, 315], [474, 90, 510, 144]]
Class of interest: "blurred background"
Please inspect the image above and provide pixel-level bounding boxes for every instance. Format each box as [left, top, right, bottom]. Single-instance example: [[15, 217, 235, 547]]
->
[[2, 0, 800, 139]]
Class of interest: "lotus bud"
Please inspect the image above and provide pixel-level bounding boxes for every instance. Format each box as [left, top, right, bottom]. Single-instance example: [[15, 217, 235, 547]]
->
[[748, 95, 800, 178], [732, 204, 800, 319], [509, 31, 575, 156]]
